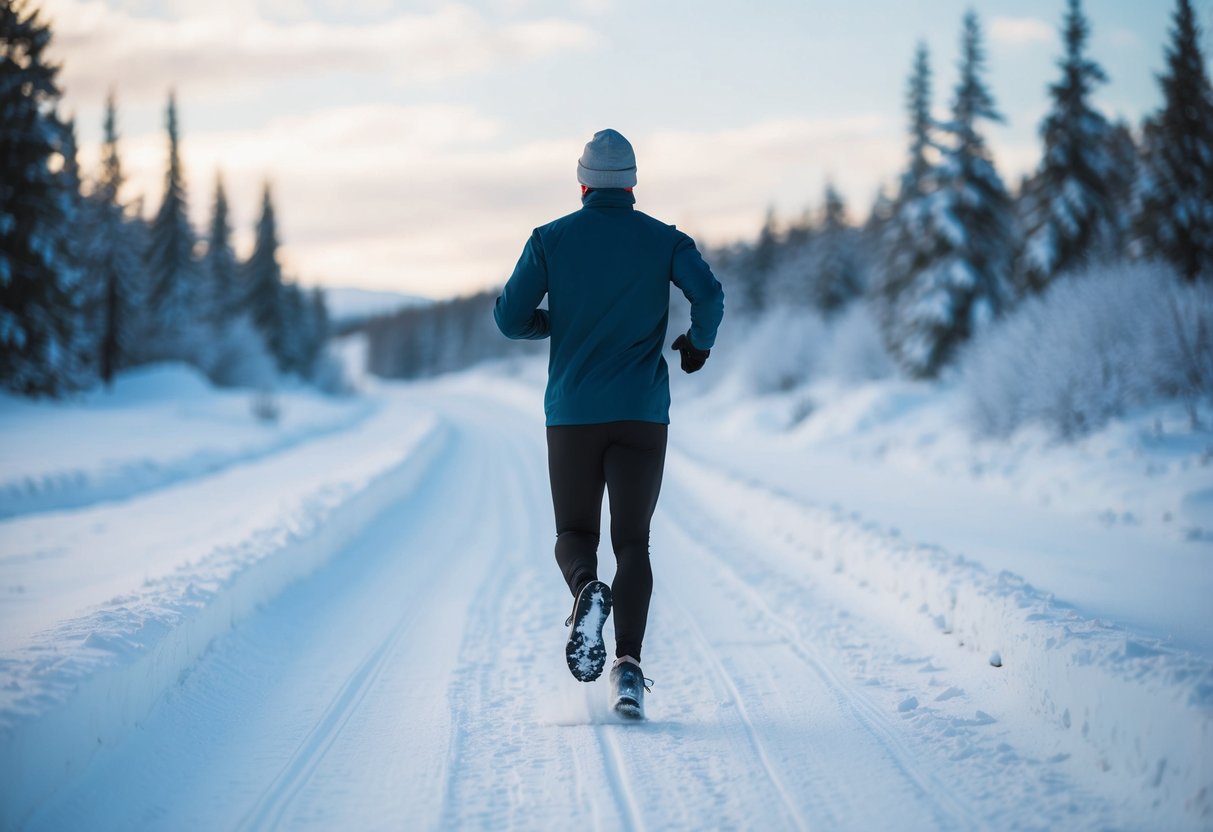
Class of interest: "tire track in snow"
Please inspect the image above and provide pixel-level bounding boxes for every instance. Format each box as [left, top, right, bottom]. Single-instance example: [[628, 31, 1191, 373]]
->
[[592, 724, 647, 832], [658, 581, 809, 832], [435, 410, 581, 829], [659, 477, 974, 829], [233, 545, 464, 830], [232, 417, 494, 830]]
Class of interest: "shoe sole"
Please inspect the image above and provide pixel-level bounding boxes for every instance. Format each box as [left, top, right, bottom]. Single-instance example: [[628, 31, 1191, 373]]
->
[[566, 580, 612, 682], [613, 697, 644, 720]]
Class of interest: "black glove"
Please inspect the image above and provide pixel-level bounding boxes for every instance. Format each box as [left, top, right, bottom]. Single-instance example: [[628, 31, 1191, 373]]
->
[[671, 332, 710, 374]]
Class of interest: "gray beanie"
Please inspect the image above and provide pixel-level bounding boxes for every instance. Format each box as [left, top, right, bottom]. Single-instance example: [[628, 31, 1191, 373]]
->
[[577, 128, 637, 189]]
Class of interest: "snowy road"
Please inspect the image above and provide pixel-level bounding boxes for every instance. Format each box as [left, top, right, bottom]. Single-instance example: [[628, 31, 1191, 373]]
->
[[7, 376, 1209, 830]]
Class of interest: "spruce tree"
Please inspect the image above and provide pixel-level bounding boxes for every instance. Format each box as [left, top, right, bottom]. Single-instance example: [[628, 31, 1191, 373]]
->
[[892, 12, 1014, 377], [246, 182, 286, 366], [85, 92, 145, 385], [1134, 0, 1213, 281], [0, 1, 82, 394], [902, 42, 934, 201], [145, 91, 197, 337], [810, 183, 863, 314], [307, 287, 329, 373], [742, 207, 780, 313], [878, 43, 940, 356], [1019, 0, 1115, 291], [1103, 121, 1138, 258], [204, 173, 239, 320], [58, 116, 92, 383]]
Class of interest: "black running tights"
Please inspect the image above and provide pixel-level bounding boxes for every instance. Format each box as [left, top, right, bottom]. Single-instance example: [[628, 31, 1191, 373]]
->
[[546, 420, 667, 662]]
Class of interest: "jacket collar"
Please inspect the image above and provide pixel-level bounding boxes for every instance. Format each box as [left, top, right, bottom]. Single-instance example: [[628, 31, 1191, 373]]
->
[[581, 188, 636, 209]]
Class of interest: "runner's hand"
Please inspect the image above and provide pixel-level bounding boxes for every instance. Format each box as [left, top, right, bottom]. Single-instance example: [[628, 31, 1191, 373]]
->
[[671, 332, 710, 374]]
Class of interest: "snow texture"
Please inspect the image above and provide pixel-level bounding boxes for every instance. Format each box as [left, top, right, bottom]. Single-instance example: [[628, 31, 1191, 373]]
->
[[0, 362, 1209, 830]]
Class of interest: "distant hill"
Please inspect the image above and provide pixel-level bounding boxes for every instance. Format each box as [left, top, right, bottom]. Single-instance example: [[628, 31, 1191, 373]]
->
[[323, 287, 431, 325]]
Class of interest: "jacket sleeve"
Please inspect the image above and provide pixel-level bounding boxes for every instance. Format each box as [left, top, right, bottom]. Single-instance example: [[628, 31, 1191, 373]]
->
[[494, 230, 551, 340], [670, 232, 725, 350]]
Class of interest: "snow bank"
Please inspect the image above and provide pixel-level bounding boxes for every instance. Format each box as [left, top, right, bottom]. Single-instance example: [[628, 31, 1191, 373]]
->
[[0, 414, 447, 830], [669, 452, 1213, 827], [0, 362, 375, 519]]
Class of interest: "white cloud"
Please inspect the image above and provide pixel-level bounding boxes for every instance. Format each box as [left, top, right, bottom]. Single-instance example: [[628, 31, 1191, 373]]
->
[[989, 16, 1054, 49], [43, 0, 596, 104]]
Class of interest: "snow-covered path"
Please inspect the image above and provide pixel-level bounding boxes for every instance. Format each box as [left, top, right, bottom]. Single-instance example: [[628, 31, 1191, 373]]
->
[[12, 377, 1203, 831]]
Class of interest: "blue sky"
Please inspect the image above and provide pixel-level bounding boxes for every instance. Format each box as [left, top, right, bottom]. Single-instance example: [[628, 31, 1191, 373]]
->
[[49, 0, 1208, 298]]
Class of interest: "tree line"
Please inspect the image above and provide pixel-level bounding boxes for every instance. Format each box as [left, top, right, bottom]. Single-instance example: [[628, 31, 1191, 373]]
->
[[723, 0, 1211, 379], [0, 0, 330, 396], [362, 0, 1211, 383]]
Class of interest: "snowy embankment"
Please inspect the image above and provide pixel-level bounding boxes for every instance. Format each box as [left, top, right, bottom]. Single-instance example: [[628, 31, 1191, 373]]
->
[[0, 364, 377, 519], [0, 368, 443, 829], [667, 374, 1213, 825], [669, 452, 1211, 826]]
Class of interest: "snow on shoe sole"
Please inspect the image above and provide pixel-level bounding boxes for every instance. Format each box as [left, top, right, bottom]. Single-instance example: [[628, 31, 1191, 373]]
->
[[565, 580, 612, 682], [613, 697, 644, 720]]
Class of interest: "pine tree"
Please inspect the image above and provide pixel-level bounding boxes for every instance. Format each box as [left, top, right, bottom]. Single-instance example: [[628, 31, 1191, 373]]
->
[[890, 13, 1015, 377], [0, 1, 83, 394], [878, 42, 943, 369], [902, 41, 934, 201], [145, 91, 197, 339], [204, 173, 239, 320], [1019, 0, 1115, 292], [246, 182, 286, 366], [741, 207, 780, 313], [78, 92, 145, 386], [810, 183, 863, 314], [306, 287, 329, 376], [96, 93, 130, 383], [1134, 0, 1213, 281], [57, 116, 93, 384], [1104, 120, 1138, 258]]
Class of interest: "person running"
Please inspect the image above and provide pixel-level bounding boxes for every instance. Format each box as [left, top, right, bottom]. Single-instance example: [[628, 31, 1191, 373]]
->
[[493, 128, 724, 719]]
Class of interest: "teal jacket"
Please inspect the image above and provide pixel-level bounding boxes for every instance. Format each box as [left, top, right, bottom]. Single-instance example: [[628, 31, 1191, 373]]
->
[[494, 189, 725, 426]]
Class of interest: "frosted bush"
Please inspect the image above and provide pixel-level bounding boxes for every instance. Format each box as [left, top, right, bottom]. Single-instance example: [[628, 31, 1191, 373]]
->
[[201, 316, 280, 389], [818, 303, 895, 382], [723, 301, 895, 396], [729, 308, 828, 394], [961, 261, 1213, 438], [311, 349, 356, 396]]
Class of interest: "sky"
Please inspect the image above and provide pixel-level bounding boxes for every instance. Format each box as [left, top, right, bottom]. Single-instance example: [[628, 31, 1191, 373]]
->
[[46, 0, 1212, 300]]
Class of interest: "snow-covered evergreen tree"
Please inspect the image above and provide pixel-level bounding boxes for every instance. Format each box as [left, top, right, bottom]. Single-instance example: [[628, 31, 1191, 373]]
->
[[81, 92, 145, 385], [891, 13, 1015, 378], [57, 116, 94, 385], [204, 174, 239, 321], [808, 184, 863, 314], [901, 42, 935, 201], [246, 183, 286, 365], [0, 1, 84, 394], [1133, 0, 1213, 281], [739, 207, 779, 313], [1104, 120, 1139, 261], [307, 287, 330, 375], [877, 44, 937, 343], [1018, 0, 1116, 292], [144, 91, 198, 353]]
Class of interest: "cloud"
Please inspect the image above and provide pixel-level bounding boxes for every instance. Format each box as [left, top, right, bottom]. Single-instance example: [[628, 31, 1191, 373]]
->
[[989, 16, 1054, 49], [43, 0, 596, 104], [79, 106, 909, 297]]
